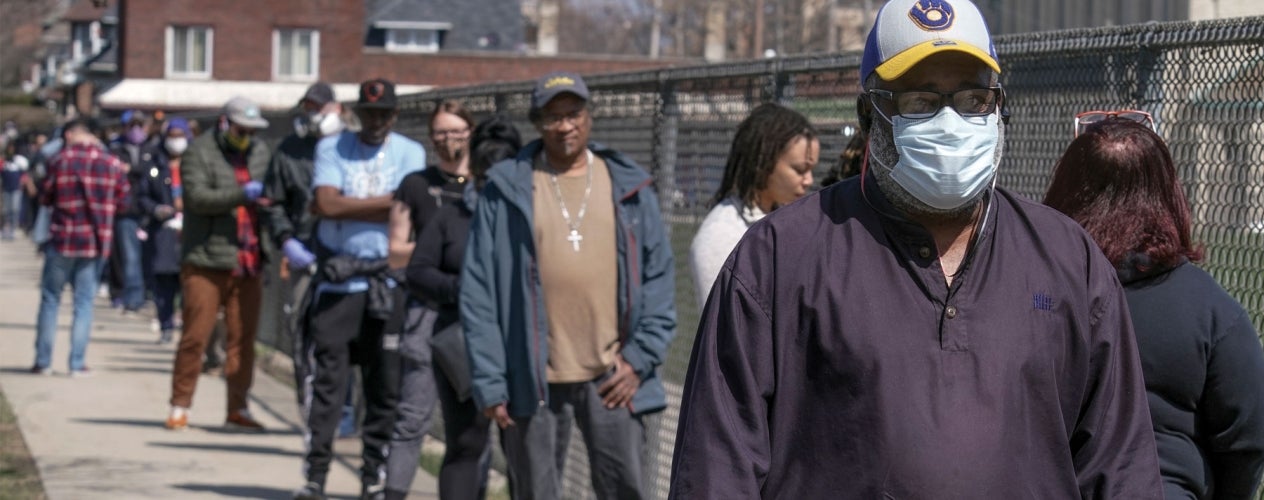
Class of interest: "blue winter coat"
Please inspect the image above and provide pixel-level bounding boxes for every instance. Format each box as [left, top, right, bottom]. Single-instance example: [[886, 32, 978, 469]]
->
[[460, 140, 677, 418]]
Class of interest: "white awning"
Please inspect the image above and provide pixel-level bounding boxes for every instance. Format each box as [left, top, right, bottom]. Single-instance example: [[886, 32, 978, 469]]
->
[[97, 79, 432, 111]]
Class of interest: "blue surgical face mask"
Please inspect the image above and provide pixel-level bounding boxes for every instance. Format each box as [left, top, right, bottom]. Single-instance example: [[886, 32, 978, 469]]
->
[[878, 109, 1000, 210]]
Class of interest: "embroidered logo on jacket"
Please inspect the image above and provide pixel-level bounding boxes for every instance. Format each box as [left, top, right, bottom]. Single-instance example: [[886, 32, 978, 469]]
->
[[1033, 292, 1054, 311]]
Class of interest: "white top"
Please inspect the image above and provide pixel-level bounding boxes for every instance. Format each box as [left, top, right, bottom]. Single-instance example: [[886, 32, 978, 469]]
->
[[688, 196, 767, 308]]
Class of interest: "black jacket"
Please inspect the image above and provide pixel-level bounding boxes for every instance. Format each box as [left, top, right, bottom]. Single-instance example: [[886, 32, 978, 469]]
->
[[134, 148, 181, 274], [404, 195, 471, 325], [1122, 258, 1264, 500], [263, 133, 320, 247], [108, 140, 161, 218]]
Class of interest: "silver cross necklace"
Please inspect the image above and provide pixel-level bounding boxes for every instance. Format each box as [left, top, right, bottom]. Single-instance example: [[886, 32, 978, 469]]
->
[[545, 149, 594, 252]]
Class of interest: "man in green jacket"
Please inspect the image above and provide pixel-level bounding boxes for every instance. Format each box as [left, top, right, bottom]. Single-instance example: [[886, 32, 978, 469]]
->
[[165, 96, 272, 432]]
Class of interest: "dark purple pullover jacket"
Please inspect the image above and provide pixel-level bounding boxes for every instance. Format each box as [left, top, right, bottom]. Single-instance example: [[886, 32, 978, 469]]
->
[[670, 176, 1163, 499]]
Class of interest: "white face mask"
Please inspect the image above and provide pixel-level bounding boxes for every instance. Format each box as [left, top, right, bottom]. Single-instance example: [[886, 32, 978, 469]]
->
[[294, 112, 344, 138], [882, 110, 1000, 210], [316, 112, 344, 137], [164, 137, 188, 156]]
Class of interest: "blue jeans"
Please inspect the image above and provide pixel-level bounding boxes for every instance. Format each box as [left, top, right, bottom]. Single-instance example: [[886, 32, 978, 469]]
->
[[2, 189, 21, 236], [34, 251, 105, 371], [114, 217, 145, 310]]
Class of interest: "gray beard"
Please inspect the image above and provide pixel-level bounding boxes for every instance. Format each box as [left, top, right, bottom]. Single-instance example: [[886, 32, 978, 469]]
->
[[867, 115, 1005, 223]]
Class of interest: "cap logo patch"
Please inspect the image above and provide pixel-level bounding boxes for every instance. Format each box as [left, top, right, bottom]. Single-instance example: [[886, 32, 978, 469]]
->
[[364, 82, 385, 102], [544, 76, 575, 89], [909, 0, 954, 31]]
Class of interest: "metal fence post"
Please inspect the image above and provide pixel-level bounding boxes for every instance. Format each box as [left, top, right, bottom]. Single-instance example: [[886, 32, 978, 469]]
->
[[655, 77, 681, 226]]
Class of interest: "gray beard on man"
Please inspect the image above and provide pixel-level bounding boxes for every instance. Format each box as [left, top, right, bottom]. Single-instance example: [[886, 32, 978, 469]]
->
[[867, 115, 1005, 223]]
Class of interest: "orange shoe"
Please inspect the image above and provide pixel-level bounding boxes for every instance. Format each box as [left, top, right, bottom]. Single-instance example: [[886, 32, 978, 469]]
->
[[225, 410, 265, 433], [165, 407, 188, 430]]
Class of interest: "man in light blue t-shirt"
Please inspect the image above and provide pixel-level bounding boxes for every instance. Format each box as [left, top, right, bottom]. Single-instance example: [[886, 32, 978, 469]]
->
[[295, 78, 425, 500]]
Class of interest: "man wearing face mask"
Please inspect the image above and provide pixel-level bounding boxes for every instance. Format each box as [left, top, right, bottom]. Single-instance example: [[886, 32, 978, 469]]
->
[[106, 110, 154, 314], [137, 118, 192, 344], [294, 78, 425, 500], [165, 96, 271, 433], [670, 1, 1163, 498], [264, 82, 362, 441]]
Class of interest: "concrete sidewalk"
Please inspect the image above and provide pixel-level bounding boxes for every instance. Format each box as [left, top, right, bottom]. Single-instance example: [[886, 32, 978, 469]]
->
[[0, 238, 437, 500]]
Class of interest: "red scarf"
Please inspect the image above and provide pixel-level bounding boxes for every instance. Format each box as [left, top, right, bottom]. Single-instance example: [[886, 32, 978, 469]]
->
[[229, 153, 260, 277]]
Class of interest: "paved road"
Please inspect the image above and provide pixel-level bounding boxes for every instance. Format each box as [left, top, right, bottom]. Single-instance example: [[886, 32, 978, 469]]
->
[[0, 238, 437, 499]]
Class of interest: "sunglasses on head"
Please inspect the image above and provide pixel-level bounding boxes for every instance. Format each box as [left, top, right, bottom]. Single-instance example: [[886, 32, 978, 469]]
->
[[1073, 110, 1154, 137]]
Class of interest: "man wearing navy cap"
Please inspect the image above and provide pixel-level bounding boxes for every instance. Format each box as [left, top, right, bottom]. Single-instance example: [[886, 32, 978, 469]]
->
[[461, 70, 676, 499], [670, 0, 1163, 498]]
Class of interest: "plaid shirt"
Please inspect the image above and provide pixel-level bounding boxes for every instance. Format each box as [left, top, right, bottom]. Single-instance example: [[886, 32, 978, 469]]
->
[[40, 142, 130, 258]]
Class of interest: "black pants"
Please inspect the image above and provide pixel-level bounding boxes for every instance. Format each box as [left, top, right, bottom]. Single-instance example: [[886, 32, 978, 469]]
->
[[435, 356, 493, 500], [301, 290, 400, 487]]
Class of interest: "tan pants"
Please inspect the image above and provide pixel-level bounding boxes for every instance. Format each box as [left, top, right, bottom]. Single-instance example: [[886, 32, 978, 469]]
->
[[169, 264, 262, 414]]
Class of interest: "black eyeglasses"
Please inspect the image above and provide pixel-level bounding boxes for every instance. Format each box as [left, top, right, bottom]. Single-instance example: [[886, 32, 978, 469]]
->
[[868, 87, 1002, 120]]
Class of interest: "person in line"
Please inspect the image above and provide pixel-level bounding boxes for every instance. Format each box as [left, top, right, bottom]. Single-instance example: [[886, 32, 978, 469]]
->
[[819, 127, 867, 188], [404, 114, 521, 500], [688, 102, 818, 306], [165, 96, 271, 432], [263, 82, 359, 439], [669, 1, 1164, 497], [31, 118, 128, 376], [461, 70, 677, 500], [137, 118, 191, 344], [382, 100, 475, 498], [293, 78, 425, 500], [2, 140, 32, 241], [106, 110, 152, 313], [1044, 116, 1264, 500]]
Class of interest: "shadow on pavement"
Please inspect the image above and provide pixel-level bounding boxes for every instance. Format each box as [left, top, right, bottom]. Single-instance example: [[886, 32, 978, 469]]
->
[[170, 484, 364, 500], [149, 442, 304, 457], [105, 355, 173, 365], [74, 417, 167, 429], [0, 321, 36, 330], [101, 365, 172, 375], [90, 337, 158, 346]]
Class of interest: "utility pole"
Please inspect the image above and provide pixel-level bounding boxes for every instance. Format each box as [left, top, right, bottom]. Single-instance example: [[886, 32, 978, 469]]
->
[[650, 0, 663, 57], [754, 0, 765, 57]]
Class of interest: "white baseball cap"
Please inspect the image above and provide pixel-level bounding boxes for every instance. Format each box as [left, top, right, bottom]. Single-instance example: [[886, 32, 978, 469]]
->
[[860, 0, 1000, 85]]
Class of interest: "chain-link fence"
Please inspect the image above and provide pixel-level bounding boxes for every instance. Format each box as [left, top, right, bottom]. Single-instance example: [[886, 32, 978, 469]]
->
[[251, 15, 1264, 499]]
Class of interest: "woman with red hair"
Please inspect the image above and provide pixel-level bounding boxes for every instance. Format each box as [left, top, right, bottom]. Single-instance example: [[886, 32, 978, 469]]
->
[[1044, 117, 1264, 499]]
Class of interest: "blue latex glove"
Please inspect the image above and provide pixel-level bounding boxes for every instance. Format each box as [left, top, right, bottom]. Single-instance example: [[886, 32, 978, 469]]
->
[[282, 238, 316, 270], [243, 180, 264, 201]]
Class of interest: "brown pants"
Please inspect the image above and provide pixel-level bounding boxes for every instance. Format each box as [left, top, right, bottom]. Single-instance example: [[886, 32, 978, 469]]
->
[[169, 264, 262, 414]]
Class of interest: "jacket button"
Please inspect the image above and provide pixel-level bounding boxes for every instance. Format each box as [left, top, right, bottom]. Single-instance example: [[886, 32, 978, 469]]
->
[[945, 305, 958, 319], [918, 246, 932, 259]]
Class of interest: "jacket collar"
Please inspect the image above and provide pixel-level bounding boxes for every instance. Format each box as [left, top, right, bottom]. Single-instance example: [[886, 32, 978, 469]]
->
[[486, 139, 652, 216]]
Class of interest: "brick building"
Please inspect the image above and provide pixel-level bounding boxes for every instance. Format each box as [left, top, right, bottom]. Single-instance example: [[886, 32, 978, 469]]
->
[[38, 0, 687, 114]]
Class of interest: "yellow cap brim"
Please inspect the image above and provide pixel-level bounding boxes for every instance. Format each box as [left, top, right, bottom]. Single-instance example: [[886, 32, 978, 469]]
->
[[874, 40, 1001, 82]]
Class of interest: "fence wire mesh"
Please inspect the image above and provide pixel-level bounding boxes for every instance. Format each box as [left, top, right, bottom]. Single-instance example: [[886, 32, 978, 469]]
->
[[251, 15, 1264, 499]]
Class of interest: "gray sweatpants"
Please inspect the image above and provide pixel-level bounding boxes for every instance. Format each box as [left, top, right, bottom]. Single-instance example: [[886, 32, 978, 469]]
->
[[502, 372, 647, 500], [384, 301, 438, 495]]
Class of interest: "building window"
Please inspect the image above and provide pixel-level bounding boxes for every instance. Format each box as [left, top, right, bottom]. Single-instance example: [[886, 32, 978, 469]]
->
[[165, 26, 212, 78], [385, 28, 441, 53], [70, 22, 103, 62], [273, 29, 319, 81]]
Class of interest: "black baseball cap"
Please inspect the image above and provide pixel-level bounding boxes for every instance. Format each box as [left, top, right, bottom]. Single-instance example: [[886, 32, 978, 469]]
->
[[531, 71, 589, 111], [300, 82, 335, 107], [357, 78, 398, 109]]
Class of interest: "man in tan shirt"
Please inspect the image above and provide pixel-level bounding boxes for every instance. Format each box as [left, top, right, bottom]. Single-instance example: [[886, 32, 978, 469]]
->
[[459, 71, 678, 500]]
